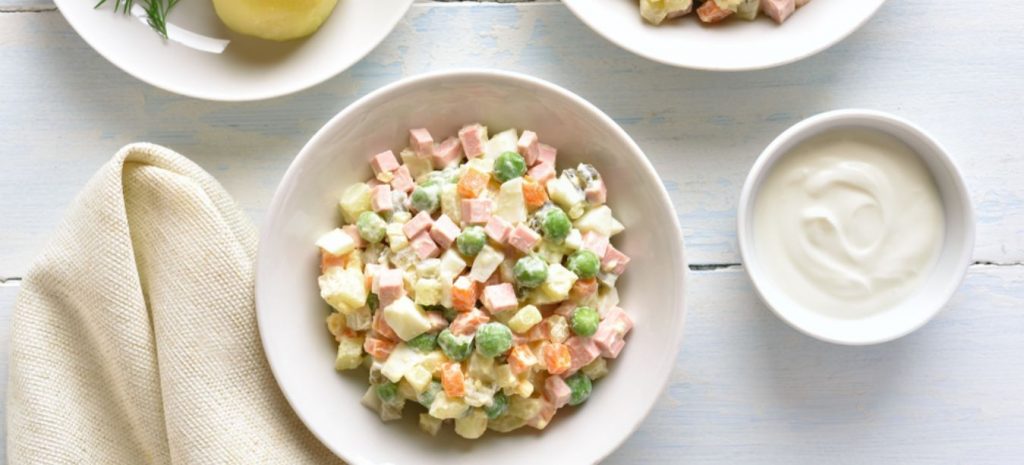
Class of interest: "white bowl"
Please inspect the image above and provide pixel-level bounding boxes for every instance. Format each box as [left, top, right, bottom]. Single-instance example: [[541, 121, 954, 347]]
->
[[54, 0, 413, 101], [737, 109, 974, 345], [562, 0, 887, 71], [256, 70, 688, 464]]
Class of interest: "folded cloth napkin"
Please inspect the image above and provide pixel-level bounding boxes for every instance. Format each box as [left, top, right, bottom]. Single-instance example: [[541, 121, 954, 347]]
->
[[7, 144, 343, 464]]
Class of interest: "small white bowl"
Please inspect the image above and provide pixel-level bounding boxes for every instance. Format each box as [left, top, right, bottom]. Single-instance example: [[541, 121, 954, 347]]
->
[[257, 70, 687, 464], [737, 109, 974, 345]]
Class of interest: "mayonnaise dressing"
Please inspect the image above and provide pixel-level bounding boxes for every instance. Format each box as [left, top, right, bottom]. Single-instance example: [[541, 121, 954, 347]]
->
[[753, 128, 945, 318]]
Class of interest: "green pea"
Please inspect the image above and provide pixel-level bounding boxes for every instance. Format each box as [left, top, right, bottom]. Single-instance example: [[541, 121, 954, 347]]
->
[[493, 151, 526, 183], [417, 380, 443, 408], [475, 322, 513, 358], [565, 372, 592, 406], [571, 306, 600, 337], [437, 329, 474, 361], [410, 185, 440, 213], [407, 332, 438, 353], [513, 256, 549, 289], [456, 226, 487, 257], [541, 208, 571, 243], [367, 293, 380, 312], [356, 211, 387, 243], [485, 391, 509, 420], [376, 381, 400, 404], [567, 249, 600, 279]]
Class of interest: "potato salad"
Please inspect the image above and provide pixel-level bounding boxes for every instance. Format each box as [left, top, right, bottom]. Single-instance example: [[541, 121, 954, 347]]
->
[[640, 0, 812, 26], [316, 124, 633, 439]]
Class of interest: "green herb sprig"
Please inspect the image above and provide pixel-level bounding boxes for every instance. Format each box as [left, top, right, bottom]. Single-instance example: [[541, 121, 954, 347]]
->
[[94, 0, 181, 38]]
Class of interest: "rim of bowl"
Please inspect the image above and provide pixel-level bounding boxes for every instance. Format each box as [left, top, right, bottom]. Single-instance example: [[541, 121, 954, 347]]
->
[[256, 68, 688, 462], [737, 109, 975, 345], [53, 0, 415, 102], [562, 0, 888, 72]]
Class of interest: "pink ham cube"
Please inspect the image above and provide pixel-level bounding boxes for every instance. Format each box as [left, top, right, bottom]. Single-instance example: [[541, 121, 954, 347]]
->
[[426, 311, 449, 332], [449, 308, 490, 336], [544, 375, 572, 409], [431, 137, 463, 169], [461, 198, 493, 225], [371, 150, 400, 179], [581, 231, 609, 257], [517, 130, 541, 166], [342, 225, 365, 249], [411, 232, 441, 260], [390, 164, 415, 193], [527, 162, 556, 186], [366, 263, 385, 292], [601, 244, 630, 275], [371, 184, 393, 213], [403, 211, 435, 239], [484, 216, 512, 244], [566, 336, 602, 374], [482, 283, 518, 314], [377, 269, 405, 308], [593, 323, 624, 359], [409, 128, 434, 158], [584, 179, 607, 205], [430, 214, 461, 249], [537, 143, 557, 166], [458, 124, 487, 159], [554, 301, 576, 318], [508, 224, 541, 253], [762, 0, 795, 23], [604, 307, 634, 334]]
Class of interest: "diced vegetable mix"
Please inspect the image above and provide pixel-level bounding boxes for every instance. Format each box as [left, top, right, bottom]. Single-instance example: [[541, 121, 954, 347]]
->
[[316, 124, 634, 439], [639, 0, 812, 26]]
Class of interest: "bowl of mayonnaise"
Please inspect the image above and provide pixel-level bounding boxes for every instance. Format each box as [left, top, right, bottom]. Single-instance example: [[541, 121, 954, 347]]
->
[[738, 109, 974, 345]]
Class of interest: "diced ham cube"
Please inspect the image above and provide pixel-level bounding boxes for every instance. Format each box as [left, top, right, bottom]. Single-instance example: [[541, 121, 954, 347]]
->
[[461, 198, 493, 225], [366, 263, 385, 293], [565, 336, 601, 374], [372, 311, 400, 341], [449, 308, 490, 336], [482, 283, 518, 314], [431, 137, 463, 169], [377, 269, 406, 308], [604, 307, 634, 334], [484, 216, 512, 244], [507, 224, 541, 253], [761, 0, 795, 23], [364, 335, 397, 360], [582, 231, 609, 257], [593, 323, 623, 359], [426, 311, 449, 332], [409, 128, 434, 158], [459, 124, 487, 159], [411, 232, 441, 260], [517, 130, 540, 166], [584, 179, 607, 205], [527, 162, 556, 186], [430, 214, 461, 249], [367, 178, 382, 188], [601, 244, 630, 275], [390, 164, 415, 193], [544, 375, 572, 409], [371, 150, 400, 178], [538, 143, 557, 166], [554, 302, 576, 318], [341, 225, 365, 250], [371, 184, 393, 213], [697, 0, 733, 22], [403, 211, 435, 239]]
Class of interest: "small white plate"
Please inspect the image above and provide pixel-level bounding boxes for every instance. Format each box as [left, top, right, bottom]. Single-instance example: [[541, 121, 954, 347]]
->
[[54, 0, 413, 101], [562, 0, 887, 71]]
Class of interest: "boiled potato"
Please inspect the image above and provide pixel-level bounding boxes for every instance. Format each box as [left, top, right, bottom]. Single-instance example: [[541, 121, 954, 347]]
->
[[212, 0, 339, 41]]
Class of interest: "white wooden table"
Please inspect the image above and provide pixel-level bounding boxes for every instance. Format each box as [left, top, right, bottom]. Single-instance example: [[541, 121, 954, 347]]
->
[[2, 1, 1023, 463]]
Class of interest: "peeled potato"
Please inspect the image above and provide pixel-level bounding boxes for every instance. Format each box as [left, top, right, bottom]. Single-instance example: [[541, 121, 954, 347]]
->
[[212, 0, 339, 41]]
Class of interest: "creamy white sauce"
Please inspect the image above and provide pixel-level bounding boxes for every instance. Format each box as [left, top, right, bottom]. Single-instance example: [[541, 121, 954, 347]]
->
[[753, 128, 945, 318]]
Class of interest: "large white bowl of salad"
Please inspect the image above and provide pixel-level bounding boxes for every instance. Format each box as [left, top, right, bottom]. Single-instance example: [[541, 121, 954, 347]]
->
[[257, 69, 687, 464]]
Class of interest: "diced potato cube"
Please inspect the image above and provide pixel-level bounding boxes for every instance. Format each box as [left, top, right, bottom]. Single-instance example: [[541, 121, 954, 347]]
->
[[335, 333, 365, 371], [380, 400, 405, 422], [469, 245, 505, 282], [488, 413, 528, 433], [326, 312, 346, 339], [345, 306, 372, 332], [401, 148, 433, 179], [439, 249, 467, 280], [390, 211, 412, 224], [381, 343, 425, 383], [514, 380, 534, 398], [494, 178, 526, 224], [582, 357, 609, 380], [463, 379, 497, 408], [318, 267, 368, 314], [405, 365, 433, 393], [574, 205, 624, 237], [419, 413, 443, 436], [339, 183, 372, 224], [398, 379, 418, 401], [494, 364, 518, 390], [468, 352, 496, 382], [536, 240, 565, 266], [420, 350, 449, 375], [316, 228, 356, 256], [440, 183, 462, 224], [414, 278, 443, 306], [508, 395, 542, 420], [429, 392, 469, 419], [361, 385, 381, 412], [547, 176, 585, 219], [564, 228, 583, 250], [546, 315, 570, 343], [484, 128, 518, 160], [454, 408, 489, 439], [383, 296, 431, 341], [507, 305, 543, 333], [416, 258, 441, 278], [538, 263, 577, 302], [386, 223, 409, 252]]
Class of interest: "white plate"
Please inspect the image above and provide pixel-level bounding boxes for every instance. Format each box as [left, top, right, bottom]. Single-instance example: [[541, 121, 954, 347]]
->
[[562, 0, 887, 71], [257, 70, 688, 464], [54, 0, 413, 101]]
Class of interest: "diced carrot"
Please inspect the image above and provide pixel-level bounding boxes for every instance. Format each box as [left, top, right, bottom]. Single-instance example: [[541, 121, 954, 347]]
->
[[320, 251, 347, 274], [372, 312, 399, 341], [364, 336, 396, 360], [543, 343, 572, 375], [449, 309, 490, 336], [508, 344, 538, 375], [457, 168, 490, 199], [570, 278, 599, 301], [697, 0, 732, 22], [441, 362, 466, 397], [522, 179, 549, 210], [451, 276, 478, 312]]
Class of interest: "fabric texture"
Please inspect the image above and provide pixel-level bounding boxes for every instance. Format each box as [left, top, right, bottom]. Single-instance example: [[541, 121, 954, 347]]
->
[[7, 143, 343, 464]]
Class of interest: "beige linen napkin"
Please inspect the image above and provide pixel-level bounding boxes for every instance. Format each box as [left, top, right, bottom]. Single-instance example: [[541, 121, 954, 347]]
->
[[7, 143, 343, 464]]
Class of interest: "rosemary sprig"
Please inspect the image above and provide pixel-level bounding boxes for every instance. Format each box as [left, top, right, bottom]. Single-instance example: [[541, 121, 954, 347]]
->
[[94, 0, 181, 38]]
